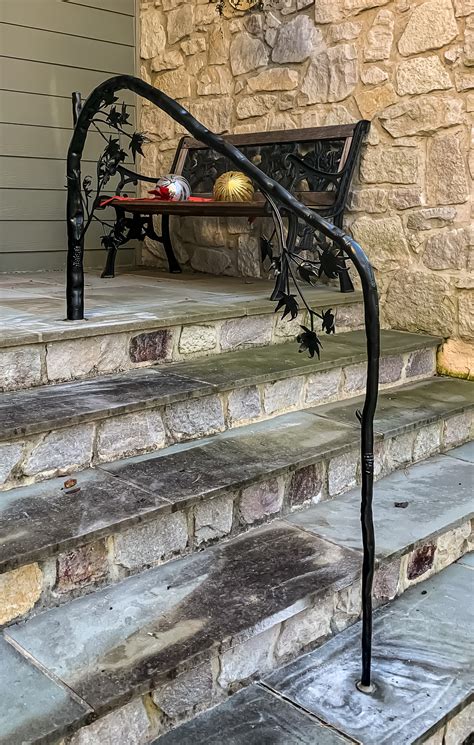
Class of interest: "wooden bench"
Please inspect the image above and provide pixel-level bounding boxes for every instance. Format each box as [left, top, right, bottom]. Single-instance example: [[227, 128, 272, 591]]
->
[[101, 121, 370, 293]]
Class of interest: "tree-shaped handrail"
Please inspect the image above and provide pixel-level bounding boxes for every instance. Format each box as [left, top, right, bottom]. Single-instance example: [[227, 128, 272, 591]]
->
[[66, 74, 379, 692]]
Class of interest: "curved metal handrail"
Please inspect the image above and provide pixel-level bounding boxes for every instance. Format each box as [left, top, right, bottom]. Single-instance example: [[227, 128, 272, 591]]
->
[[66, 74, 379, 691]]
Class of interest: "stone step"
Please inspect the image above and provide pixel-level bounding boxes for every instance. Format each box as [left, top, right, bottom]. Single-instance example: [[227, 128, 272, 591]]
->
[[1, 273, 363, 392], [0, 379, 472, 625], [0, 329, 440, 490], [154, 557, 474, 745], [1, 446, 472, 745]]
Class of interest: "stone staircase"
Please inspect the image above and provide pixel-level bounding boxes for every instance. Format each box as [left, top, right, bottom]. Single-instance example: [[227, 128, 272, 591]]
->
[[0, 279, 472, 744]]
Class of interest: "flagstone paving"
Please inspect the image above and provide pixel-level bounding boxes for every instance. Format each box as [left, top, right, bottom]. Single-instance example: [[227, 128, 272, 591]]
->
[[0, 329, 439, 441], [0, 638, 91, 745], [155, 685, 352, 745], [288, 451, 474, 559], [0, 270, 361, 346], [5, 524, 359, 713], [264, 561, 473, 745], [151, 559, 474, 745]]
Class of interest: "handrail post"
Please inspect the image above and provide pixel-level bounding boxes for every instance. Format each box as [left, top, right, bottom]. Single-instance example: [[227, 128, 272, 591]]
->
[[65, 75, 379, 688]]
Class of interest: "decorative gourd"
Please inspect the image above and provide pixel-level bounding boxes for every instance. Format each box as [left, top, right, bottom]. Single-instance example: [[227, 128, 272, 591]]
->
[[213, 171, 255, 202]]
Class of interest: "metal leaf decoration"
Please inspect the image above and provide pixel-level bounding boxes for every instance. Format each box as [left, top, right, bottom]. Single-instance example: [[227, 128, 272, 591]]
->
[[275, 292, 299, 321], [296, 326, 323, 359], [322, 308, 336, 334], [129, 132, 150, 162], [74, 97, 148, 246]]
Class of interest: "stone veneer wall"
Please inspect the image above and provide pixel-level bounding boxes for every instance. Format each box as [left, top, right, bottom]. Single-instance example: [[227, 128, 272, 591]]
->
[[137, 0, 473, 378]]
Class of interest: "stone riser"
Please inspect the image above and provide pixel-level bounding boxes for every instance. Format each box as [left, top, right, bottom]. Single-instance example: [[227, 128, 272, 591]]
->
[[0, 345, 436, 491], [3, 409, 470, 628], [50, 530, 473, 745], [1, 303, 364, 392]]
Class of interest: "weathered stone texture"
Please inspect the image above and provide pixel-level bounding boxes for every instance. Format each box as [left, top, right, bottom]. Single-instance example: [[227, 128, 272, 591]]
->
[[356, 83, 397, 119], [178, 325, 217, 355], [114, 512, 188, 569], [194, 496, 234, 544], [165, 396, 225, 441], [97, 411, 166, 461], [328, 450, 359, 496], [239, 479, 283, 524], [56, 542, 108, 593], [218, 626, 279, 688], [413, 422, 441, 461], [247, 68, 299, 92], [263, 376, 305, 414], [405, 348, 436, 378], [69, 698, 151, 745], [227, 386, 261, 424], [220, 316, 272, 351], [24, 424, 95, 478], [230, 32, 268, 76], [360, 148, 418, 184], [0, 442, 23, 486], [305, 368, 342, 404], [301, 44, 358, 103], [0, 564, 42, 625], [141, 11, 166, 59], [272, 15, 324, 63], [275, 596, 333, 658], [380, 96, 464, 137], [398, 0, 459, 55], [396, 56, 452, 95], [443, 412, 472, 447], [427, 133, 469, 205], [129, 330, 172, 364], [0, 347, 42, 391], [406, 207, 456, 231], [351, 216, 411, 272], [423, 228, 469, 270], [385, 271, 457, 336], [287, 464, 324, 506], [152, 661, 214, 717], [364, 10, 394, 61]]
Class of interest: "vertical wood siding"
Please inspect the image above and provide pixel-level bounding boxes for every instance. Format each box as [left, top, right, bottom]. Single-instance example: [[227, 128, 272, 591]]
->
[[0, 0, 136, 272]]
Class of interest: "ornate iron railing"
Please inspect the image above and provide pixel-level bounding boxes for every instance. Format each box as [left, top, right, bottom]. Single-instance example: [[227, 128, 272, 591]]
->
[[65, 75, 379, 692]]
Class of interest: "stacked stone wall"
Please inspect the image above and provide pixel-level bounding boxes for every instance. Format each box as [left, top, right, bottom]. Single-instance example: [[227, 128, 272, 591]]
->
[[138, 0, 473, 377]]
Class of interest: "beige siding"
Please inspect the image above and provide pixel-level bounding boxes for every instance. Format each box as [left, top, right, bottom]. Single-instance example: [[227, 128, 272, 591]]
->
[[0, 0, 136, 272]]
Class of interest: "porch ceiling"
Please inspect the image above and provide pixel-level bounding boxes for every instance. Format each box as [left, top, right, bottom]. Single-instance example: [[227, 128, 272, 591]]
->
[[0, 270, 362, 348]]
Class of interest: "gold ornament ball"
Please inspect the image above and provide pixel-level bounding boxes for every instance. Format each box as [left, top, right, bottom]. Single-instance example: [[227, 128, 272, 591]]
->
[[213, 171, 255, 202]]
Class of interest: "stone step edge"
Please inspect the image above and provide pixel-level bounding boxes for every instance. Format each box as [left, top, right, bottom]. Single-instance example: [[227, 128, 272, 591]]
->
[[153, 558, 473, 745], [5, 526, 471, 745], [1, 330, 440, 443], [1, 403, 470, 624], [0, 339, 440, 491], [1, 292, 364, 392]]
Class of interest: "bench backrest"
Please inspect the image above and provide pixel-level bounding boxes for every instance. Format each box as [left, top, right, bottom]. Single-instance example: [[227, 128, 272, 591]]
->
[[171, 121, 370, 218]]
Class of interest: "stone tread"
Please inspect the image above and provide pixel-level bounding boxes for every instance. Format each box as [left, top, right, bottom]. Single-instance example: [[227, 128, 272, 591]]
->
[[1, 448, 472, 742], [288, 445, 474, 559], [154, 559, 474, 745], [154, 685, 352, 744], [0, 273, 361, 348], [0, 377, 472, 574], [0, 329, 441, 441], [5, 524, 361, 716], [0, 637, 92, 745]]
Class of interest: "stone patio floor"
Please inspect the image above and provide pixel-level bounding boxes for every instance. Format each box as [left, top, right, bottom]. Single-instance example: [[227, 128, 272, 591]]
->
[[0, 269, 360, 348]]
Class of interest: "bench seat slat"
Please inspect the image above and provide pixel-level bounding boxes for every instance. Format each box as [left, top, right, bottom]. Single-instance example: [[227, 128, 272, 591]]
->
[[105, 191, 336, 217]]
